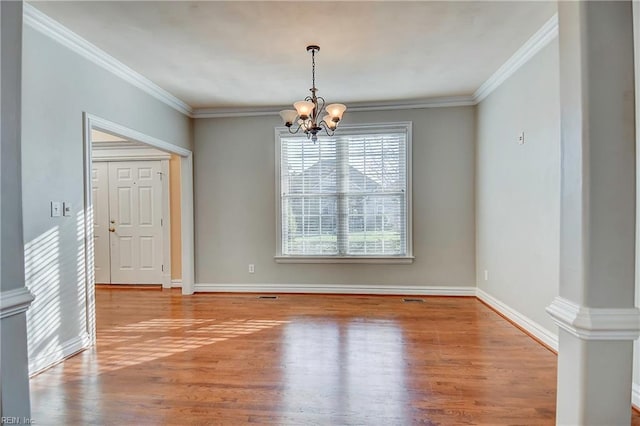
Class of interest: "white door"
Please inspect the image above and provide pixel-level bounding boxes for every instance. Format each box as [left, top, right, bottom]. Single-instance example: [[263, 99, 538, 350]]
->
[[92, 162, 111, 284], [108, 161, 164, 284]]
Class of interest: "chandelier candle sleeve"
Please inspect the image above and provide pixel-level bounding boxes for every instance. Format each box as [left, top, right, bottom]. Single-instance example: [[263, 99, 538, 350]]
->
[[279, 45, 346, 143], [293, 101, 315, 119], [323, 115, 337, 130], [325, 104, 347, 121], [279, 110, 298, 126]]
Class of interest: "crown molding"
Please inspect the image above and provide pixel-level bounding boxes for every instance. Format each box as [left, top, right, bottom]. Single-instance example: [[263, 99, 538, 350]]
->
[[345, 96, 477, 111], [192, 105, 286, 119], [191, 96, 476, 119], [473, 13, 558, 103], [23, 3, 193, 117], [546, 296, 640, 340]]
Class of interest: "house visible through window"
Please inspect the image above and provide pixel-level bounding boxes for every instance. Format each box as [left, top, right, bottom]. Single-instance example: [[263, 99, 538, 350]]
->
[[276, 122, 412, 262]]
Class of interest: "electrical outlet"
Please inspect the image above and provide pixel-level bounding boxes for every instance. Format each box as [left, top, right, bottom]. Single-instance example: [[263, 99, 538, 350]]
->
[[249, 264, 255, 274], [63, 202, 72, 217], [518, 132, 525, 145], [484, 270, 489, 281]]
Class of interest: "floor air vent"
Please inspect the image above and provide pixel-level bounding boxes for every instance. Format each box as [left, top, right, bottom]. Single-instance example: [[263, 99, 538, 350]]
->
[[403, 298, 424, 303], [257, 295, 278, 299]]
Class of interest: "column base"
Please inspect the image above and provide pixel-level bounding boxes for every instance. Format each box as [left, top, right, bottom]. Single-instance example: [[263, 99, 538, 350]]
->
[[547, 297, 640, 425]]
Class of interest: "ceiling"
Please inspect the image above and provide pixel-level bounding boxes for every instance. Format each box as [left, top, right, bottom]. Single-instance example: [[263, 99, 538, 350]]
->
[[91, 130, 169, 155], [91, 129, 126, 143], [30, 1, 556, 110]]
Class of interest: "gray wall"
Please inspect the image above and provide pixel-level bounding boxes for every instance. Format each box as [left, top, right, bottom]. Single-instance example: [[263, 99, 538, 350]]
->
[[476, 39, 561, 332], [194, 107, 475, 288], [21, 26, 192, 372]]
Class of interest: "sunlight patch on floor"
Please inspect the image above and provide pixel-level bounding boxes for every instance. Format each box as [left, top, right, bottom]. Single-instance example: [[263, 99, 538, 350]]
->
[[107, 318, 213, 332], [46, 318, 290, 377]]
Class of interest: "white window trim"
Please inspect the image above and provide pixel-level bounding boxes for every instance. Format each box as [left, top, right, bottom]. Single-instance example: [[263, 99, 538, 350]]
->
[[274, 121, 413, 264]]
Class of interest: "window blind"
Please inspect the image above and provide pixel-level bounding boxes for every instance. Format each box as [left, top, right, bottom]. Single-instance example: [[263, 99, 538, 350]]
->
[[280, 126, 408, 257]]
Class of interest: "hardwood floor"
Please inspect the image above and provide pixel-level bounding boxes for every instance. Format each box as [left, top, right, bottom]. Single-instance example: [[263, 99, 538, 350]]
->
[[29, 289, 639, 425]]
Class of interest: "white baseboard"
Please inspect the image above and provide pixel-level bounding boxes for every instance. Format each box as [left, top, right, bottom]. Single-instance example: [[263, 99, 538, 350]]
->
[[197, 284, 558, 349], [171, 279, 182, 288], [476, 288, 558, 351], [194, 283, 476, 296], [29, 332, 91, 376]]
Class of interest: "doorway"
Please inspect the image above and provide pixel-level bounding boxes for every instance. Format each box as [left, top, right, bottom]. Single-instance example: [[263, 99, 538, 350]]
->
[[82, 113, 195, 343]]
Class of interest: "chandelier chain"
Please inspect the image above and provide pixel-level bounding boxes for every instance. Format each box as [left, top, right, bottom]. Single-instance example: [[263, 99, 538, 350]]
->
[[311, 49, 316, 91]]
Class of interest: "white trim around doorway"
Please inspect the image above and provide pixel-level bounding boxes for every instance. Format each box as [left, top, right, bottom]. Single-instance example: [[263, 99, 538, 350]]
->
[[82, 113, 195, 343]]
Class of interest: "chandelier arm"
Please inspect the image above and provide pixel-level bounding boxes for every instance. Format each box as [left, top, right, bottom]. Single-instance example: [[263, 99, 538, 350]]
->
[[304, 95, 315, 123], [316, 96, 326, 122], [303, 94, 324, 125], [288, 122, 303, 135]]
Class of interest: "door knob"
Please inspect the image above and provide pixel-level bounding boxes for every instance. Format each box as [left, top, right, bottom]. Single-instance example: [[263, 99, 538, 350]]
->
[[109, 228, 115, 232], [110, 220, 115, 224]]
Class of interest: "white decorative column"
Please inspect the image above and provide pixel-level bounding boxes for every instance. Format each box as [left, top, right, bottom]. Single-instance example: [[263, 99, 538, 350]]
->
[[547, 1, 640, 425], [1, 0, 35, 419]]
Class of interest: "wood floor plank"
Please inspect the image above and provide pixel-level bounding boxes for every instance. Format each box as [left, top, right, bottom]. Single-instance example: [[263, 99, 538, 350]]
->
[[29, 289, 640, 425]]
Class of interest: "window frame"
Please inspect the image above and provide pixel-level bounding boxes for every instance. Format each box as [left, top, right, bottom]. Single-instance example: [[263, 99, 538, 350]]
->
[[274, 121, 414, 264]]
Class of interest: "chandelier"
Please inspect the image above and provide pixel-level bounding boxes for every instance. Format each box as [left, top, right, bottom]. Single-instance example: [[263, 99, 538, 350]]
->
[[279, 45, 346, 143]]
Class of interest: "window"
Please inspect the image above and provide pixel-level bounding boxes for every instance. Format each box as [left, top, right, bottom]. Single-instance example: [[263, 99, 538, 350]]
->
[[276, 122, 412, 263]]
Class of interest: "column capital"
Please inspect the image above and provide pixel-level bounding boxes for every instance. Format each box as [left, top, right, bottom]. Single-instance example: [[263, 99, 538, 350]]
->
[[0, 287, 35, 319], [547, 296, 640, 340]]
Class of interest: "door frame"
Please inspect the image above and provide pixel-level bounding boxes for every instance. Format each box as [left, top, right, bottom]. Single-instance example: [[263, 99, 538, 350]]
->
[[82, 112, 195, 344], [92, 156, 171, 287]]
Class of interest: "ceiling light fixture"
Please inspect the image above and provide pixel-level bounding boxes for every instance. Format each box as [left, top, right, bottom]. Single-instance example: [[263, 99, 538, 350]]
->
[[279, 45, 346, 143]]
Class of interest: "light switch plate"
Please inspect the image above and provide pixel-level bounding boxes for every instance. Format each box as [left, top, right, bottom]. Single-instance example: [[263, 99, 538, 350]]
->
[[63, 202, 72, 217], [51, 201, 61, 217]]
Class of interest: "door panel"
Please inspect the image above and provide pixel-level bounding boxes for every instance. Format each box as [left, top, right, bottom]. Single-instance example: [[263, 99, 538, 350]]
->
[[140, 237, 154, 269], [138, 187, 153, 225], [118, 187, 132, 225], [92, 162, 110, 284], [108, 161, 163, 284], [118, 236, 133, 269]]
